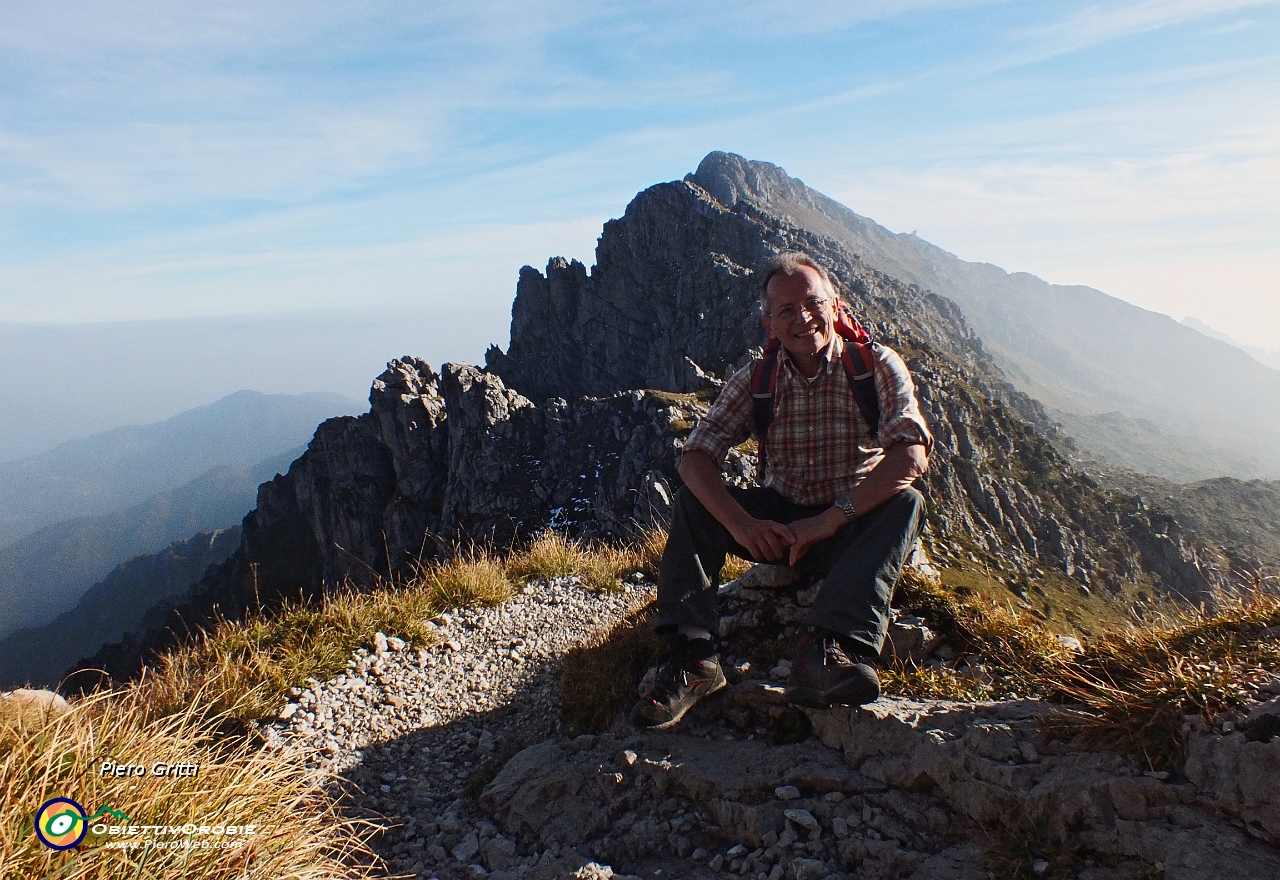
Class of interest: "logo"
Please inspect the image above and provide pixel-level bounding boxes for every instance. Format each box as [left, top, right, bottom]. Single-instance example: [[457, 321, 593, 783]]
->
[[34, 799, 129, 850]]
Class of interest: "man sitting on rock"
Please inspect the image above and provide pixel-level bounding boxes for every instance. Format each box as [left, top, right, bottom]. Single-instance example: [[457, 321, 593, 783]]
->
[[631, 251, 932, 730]]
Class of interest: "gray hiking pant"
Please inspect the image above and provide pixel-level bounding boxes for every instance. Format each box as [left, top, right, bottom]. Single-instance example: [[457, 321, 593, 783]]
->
[[653, 484, 925, 657]]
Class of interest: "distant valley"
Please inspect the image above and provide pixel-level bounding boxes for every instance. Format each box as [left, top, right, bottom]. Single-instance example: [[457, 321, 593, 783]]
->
[[0, 447, 300, 642], [0, 527, 241, 688], [0, 390, 361, 642], [0, 389, 361, 548]]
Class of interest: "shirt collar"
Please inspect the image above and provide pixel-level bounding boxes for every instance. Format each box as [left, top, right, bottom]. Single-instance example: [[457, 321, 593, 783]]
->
[[779, 334, 844, 377]]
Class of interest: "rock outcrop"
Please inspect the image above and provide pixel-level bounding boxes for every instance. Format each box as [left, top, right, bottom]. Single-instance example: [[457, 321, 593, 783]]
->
[[76, 153, 1229, 683], [479, 700, 1280, 880]]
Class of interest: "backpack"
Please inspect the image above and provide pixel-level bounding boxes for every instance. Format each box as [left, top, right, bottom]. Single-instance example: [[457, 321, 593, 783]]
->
[[750, 300, 881, 475]]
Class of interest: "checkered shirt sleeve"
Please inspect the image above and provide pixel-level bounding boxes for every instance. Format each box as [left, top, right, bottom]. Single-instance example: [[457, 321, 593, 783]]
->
[[681, 364, 756, 463]]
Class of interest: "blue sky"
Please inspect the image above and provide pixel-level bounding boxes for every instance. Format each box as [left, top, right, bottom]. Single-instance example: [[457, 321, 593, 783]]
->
[[1, 0, 1277, 353]]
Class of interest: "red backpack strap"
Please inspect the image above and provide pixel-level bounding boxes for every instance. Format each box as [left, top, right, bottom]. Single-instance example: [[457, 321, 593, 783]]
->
[[833, 303, 881, 438], [839, 341, 881, 440], [750, 347, 781, 476]]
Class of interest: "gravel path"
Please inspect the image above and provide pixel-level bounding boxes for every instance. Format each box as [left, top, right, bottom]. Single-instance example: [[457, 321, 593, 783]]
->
[[263, 575, 656, 879]]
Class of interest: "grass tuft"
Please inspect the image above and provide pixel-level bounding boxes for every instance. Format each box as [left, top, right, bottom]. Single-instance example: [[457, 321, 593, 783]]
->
[[507, 527, 669, 593], [886, 568, 1070, 699], [1, 681, 376, 879], [422, 548, 515, 607], [1043, 590, 1280, 768], [892, 569, 1280, 769]]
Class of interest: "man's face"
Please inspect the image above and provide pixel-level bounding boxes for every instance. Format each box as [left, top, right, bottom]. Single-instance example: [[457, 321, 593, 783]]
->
[[762, 265, 835, 361]]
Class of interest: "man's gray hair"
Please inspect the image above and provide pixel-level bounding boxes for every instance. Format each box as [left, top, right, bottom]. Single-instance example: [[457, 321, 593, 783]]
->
[[759, 251, 837, 315]]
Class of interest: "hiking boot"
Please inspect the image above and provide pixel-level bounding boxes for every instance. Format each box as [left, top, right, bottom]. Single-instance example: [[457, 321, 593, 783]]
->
[[630, 640, 726, 730], [785, 629, 880, 709]]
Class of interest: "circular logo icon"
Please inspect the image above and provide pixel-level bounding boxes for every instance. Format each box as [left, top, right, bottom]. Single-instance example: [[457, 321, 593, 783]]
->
[[35, 798, 88, 850]]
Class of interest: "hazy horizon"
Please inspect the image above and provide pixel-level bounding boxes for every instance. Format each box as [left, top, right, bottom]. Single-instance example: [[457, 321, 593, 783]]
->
[[4, 217, 1277, 465], [0, 305, 489, 462]]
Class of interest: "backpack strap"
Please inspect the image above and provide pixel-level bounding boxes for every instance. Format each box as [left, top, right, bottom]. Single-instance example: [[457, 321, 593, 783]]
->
[[840, 340, 881, 440], [750, 347, 781, 476]]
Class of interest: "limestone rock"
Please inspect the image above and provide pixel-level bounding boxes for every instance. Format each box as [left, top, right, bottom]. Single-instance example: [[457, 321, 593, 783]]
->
[[477, 699, 1280, 880], [0, 688, 70, 726], [480, 740, 613, 847]]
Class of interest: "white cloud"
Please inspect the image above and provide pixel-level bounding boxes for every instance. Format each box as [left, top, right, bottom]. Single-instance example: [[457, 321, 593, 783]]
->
[[994, 0, 1279, 71], [1019, 0, 1275, 47]]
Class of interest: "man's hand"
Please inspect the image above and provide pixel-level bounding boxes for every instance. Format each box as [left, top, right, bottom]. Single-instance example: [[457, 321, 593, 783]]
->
[[785, 507, 846, 566], [728, 518, 796, 563]]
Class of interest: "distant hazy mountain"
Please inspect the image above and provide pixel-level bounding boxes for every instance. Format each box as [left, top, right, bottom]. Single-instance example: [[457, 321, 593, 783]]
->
[[0, 308, 495, 463], [1182, 316, 1280, 373], [0, 389, 362, 549], [0, 527, 241, 689], [1100, 470, 1280, 582], [689, 152, 1280, 482], [0, 446, 300, 639]]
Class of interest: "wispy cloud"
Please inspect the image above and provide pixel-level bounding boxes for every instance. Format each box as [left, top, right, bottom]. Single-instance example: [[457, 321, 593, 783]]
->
[[1017, 0, 1275, 48], [1, 0, 1276, 353]]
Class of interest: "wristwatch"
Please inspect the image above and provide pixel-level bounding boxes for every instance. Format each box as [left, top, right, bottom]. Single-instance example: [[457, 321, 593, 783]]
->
[[833, 496, 856, 523]]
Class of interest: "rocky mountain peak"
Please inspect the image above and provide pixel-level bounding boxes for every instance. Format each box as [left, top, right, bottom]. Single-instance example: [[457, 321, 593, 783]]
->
[[687, 151, 809, 211]]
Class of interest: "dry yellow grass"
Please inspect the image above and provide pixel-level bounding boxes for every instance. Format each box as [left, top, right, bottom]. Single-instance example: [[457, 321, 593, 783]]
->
[[140, 579, 441, 724], [421, 547, 515, 607], [1045, 589, 1280, 768], [86, 531, 668, 732], [1, 681, 376, 880], [720, 554, 755, 583], [507, 527, 672, 592], [891, 569, 1280, 769], [888, 569, 1070, 686]]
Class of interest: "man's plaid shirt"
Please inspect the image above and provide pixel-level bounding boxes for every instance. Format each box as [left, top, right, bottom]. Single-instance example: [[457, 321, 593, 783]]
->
[[683, 335, 933, 507]]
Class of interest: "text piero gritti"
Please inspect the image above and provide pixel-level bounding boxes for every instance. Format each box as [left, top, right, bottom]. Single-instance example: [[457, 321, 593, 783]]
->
[[99, 760, 201, 778]]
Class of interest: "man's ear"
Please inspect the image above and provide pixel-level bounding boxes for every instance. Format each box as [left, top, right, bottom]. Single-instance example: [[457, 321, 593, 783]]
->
[[761, 314, 777, 339]]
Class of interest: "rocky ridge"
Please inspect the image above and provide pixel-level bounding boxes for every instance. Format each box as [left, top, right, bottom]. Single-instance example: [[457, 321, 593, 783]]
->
[[78, 154, 1235, 684], [260, 566, 1280, 880]]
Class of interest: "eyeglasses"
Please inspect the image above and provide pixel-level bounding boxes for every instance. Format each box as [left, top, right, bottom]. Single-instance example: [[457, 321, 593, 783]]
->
[[768, 297, 830, 324]]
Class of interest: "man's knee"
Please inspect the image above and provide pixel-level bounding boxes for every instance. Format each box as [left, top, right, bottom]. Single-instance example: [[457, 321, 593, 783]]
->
[[883, 485, 924, 519], [897, 485, 924, 513], [673, 484, 706, 518]]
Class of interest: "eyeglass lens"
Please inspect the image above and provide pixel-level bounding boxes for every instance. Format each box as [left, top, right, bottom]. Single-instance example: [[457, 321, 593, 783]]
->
[[775, 297, 828, 323]]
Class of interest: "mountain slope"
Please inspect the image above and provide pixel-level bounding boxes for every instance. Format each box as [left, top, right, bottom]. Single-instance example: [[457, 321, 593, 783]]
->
[[678, 152, 1280, 481], [0, 527, 241, 688], [0, 390, 362, 549], [1182, 316, 1280, 373], [1099, 471, 1280, 581], [0, 447, 300, 638]]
